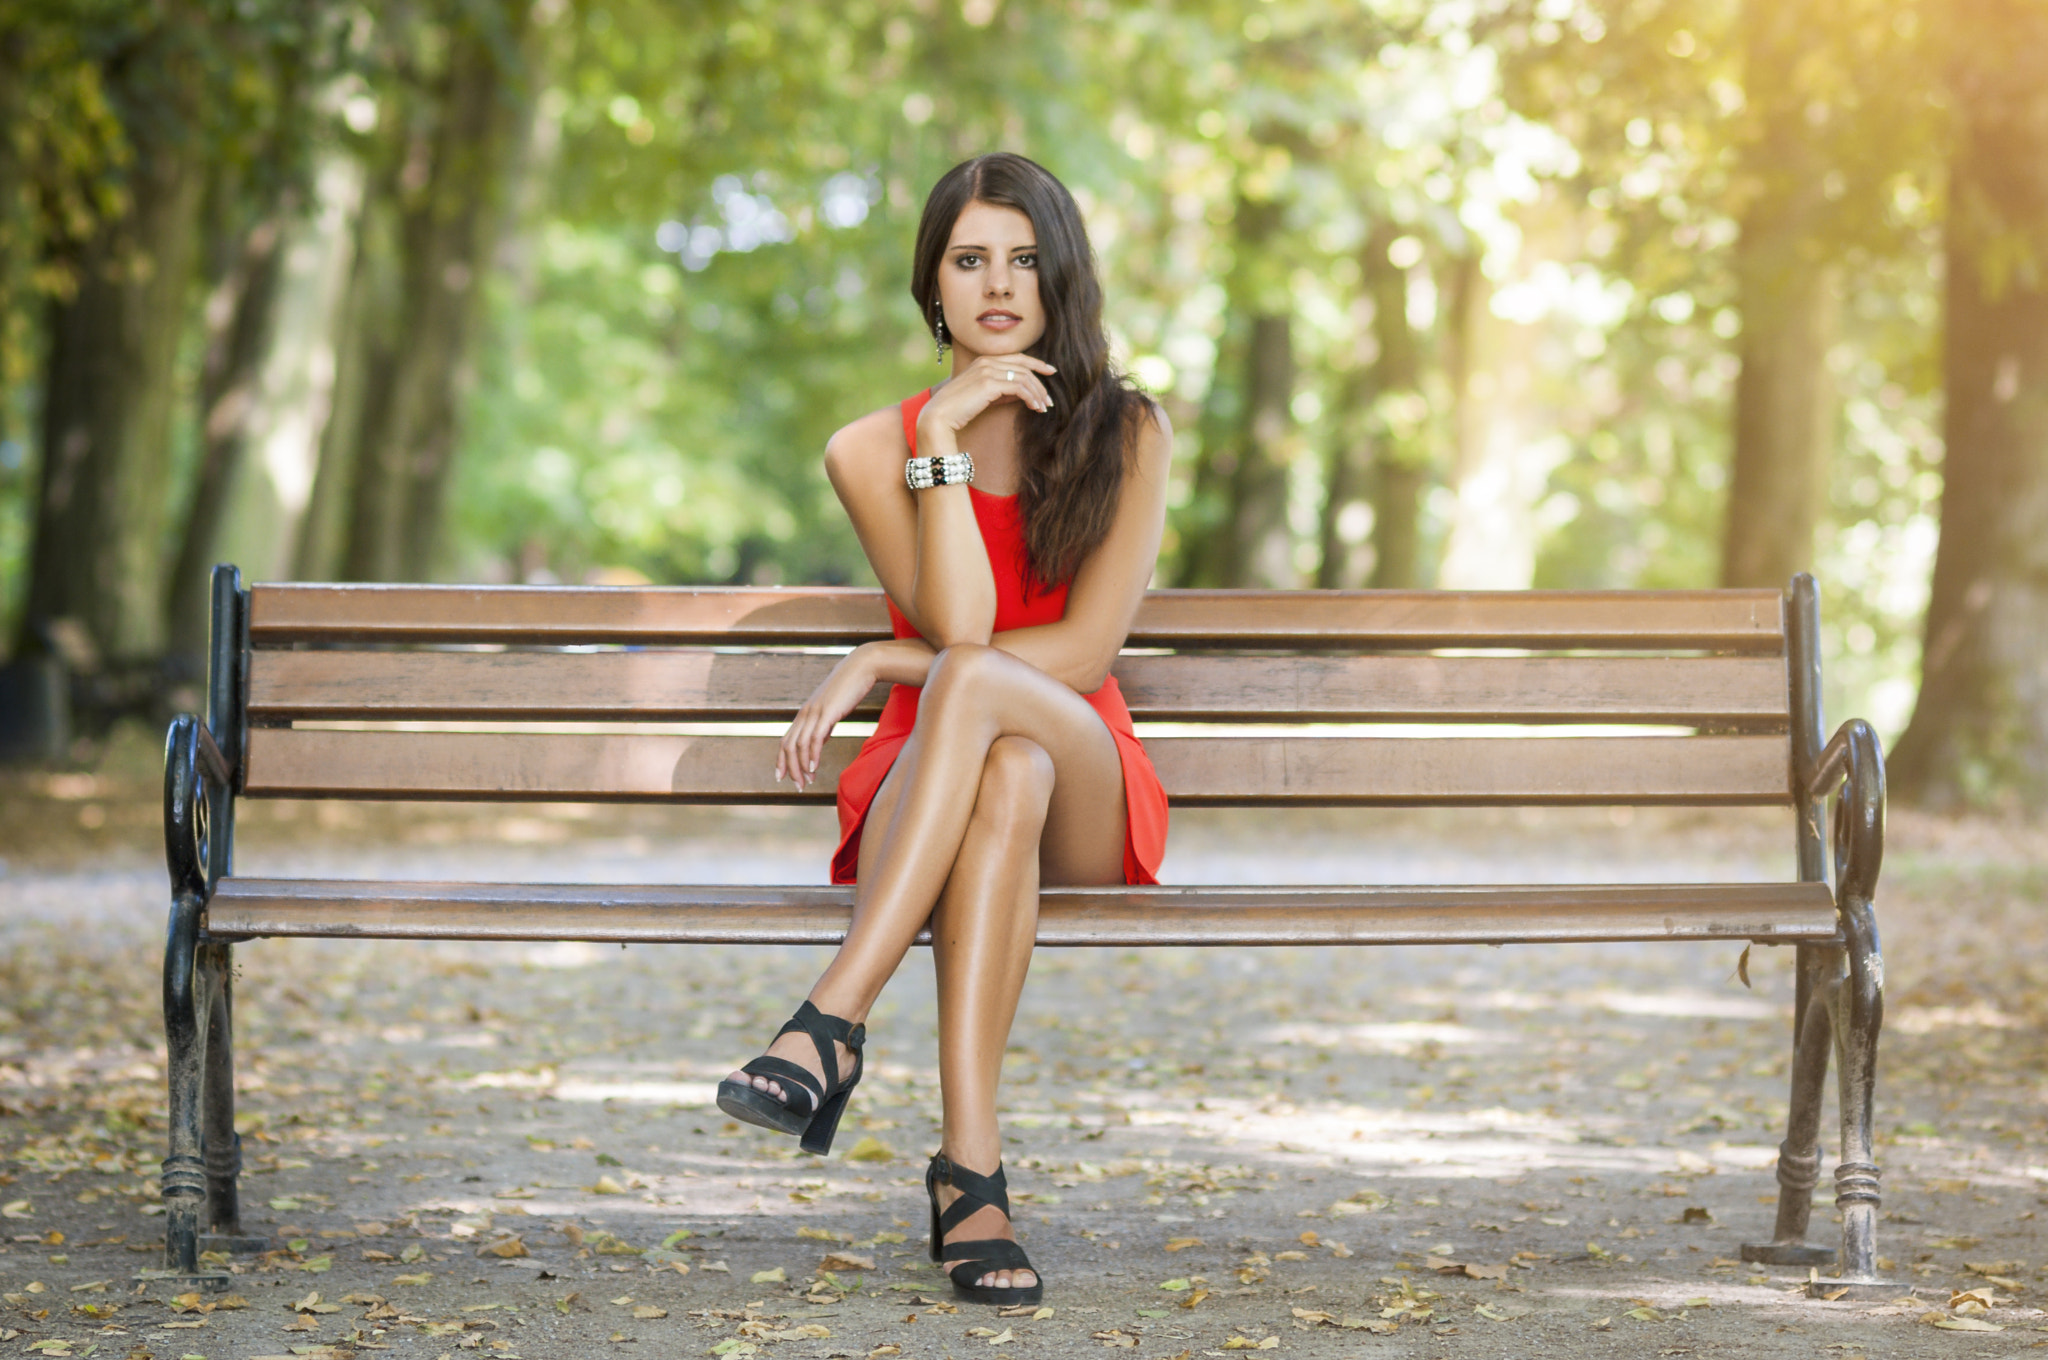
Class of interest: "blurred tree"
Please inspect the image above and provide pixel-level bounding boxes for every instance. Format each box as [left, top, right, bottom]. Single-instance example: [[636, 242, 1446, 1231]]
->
[[1718, 0, 1842, 589], [1315, 220, 1427, 587], [1368, 227, 1433, 585], [164, 11, 316, 664], [1181, 191, 1296, 587], [19, 2, 210, 666], [324, 0, 535, 582], [1890, 0, 2048, 809]]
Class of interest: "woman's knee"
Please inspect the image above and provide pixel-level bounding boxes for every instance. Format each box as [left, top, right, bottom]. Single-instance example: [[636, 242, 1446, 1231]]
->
[[972, 735, 1055, 830], [921, 643, 1009, 721]]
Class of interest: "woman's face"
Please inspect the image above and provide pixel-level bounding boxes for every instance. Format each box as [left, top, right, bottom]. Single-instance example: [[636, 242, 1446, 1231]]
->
[[936, 199, 1046, 359]]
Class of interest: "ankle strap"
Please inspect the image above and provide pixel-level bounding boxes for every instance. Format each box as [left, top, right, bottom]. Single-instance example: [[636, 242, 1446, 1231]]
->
[[930, 1152, 1010, 1233], [777, 1001, 865, 1091]]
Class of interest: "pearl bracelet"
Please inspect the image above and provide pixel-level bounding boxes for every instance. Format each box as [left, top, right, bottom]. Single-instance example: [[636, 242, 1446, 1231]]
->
[[905, 452, 975, 490]]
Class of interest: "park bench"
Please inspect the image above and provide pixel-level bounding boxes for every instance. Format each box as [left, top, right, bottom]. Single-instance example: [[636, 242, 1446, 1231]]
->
[[156, 565, 1887, 1295]]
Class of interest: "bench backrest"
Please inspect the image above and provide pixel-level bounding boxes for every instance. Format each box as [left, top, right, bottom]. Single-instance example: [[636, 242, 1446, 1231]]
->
[[230, 584, 1804, 812]]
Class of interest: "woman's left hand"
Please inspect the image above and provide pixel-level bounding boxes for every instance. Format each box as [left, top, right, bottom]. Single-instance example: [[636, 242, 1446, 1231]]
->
[[777, 645, 881, 791]]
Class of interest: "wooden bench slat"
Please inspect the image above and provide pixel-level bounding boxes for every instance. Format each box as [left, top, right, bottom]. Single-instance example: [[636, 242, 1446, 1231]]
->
[[204, 879, 1839, 946], [243, 729, 1792, 804], [249, 650, 1790, 725], [249, 585, 1786, 651]]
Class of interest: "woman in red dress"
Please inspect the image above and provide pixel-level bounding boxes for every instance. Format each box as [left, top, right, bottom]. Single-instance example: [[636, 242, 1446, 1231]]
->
[[716, 153, 1171, 1306]]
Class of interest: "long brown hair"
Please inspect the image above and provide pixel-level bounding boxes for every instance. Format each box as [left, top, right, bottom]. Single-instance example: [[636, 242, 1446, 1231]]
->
[[909, 153, 1151, 590]]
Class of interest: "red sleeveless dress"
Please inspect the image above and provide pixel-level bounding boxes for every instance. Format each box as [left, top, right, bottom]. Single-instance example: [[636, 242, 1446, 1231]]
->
[[830, 391, 1169, 886]]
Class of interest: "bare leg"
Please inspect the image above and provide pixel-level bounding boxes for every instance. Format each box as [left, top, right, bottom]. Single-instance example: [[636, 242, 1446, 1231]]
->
[[930, 734, 1099, 1293], [728, 647, 1128, 1295], [730, 644, 1126, 1102]]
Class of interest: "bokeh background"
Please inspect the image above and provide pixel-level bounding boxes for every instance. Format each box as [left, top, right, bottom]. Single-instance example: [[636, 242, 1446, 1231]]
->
[[0, 0, 2043, 811]]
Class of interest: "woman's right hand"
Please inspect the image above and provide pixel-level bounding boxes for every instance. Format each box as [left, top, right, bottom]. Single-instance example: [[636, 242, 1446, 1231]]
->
[[777, 644, 881, 791], [915, 353, 1059, 449]]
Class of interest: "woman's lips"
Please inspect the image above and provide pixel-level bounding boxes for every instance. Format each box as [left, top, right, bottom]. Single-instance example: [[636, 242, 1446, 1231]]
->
[[978, 311, 1021, 329]]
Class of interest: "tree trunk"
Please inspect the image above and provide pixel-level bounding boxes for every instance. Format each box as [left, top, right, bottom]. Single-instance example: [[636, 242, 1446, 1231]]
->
[[329, 178, 406, 582], [1718, 0, 1841, 590], [218, 150, 363, 587], [1225, 312, 1295, 586], [165, 189, 292, 661], [19, 17, 205, 665], [1176, 194, 1292, 587], [1889, 3, 2048, 810], [1367, 228, 1427, 589], [0, 27, 28, 437], [336, 0, 531, 583]]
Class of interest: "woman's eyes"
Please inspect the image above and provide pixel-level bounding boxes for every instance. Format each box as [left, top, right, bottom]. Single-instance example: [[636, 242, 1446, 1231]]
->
[[951, 253, 1037, 269]]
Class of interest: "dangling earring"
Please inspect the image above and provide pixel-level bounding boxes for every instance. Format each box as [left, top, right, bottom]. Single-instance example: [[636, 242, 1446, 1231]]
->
[[933, 303, 950, 362]]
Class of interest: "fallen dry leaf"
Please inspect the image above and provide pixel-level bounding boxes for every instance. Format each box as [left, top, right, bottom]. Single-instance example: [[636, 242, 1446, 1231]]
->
[[844, 1136, 895, 1163], [820, 1251, 875, 1272], [1339, 1316, 1397, 1334], [1163, 1237, 1203, 1253], [1220, 1337, 1279, 1351]]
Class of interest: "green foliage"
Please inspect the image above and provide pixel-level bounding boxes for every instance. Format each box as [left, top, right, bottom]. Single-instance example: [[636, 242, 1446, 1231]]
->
[[0, 0, 1981, 743]]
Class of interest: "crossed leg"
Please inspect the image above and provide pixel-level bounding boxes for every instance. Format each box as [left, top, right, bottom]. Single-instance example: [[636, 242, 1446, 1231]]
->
[[727, 643, 1130, 1291]]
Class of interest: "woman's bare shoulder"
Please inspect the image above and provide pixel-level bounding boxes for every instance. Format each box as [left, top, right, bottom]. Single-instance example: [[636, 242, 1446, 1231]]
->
[[824, 404, 912, 486], [1130, 395, 1173, 477]]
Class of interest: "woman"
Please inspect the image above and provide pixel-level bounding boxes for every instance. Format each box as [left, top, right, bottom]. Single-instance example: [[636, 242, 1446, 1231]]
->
[[716, 152, 1171, 1307]]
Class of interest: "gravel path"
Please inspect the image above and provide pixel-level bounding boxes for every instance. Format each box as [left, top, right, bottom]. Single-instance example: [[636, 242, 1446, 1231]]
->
[[3, 783, 2045, 1359]]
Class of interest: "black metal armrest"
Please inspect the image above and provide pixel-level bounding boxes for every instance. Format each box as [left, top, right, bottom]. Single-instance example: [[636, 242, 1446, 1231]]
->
[[164, 714, 235, 902], [1808, 718, 1884, 907]]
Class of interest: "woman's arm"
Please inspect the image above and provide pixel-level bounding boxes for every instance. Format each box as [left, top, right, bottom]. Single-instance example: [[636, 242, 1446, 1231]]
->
[[826, 356, 1057, 647], [989, 403, 1172, 692], [825, 410, 990, 645]]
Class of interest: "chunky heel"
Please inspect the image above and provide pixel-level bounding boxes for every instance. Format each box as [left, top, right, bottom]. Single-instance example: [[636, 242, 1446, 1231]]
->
[[925, 1151, 1043, 1306], [801, 1084, 856, 1157], [716, 1001, 865, 1155]]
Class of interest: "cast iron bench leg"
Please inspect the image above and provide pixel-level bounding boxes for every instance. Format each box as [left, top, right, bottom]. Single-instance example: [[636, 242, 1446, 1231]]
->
[[199, 939, 265, 1255], [1740, 941, 1840, 1267], [1830, 893, 1885, 1289], [153, 893, 230, 1289]]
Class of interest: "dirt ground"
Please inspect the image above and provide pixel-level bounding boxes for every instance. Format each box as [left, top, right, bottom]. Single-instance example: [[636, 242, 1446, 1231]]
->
[[2, 728, 2047, 1360]]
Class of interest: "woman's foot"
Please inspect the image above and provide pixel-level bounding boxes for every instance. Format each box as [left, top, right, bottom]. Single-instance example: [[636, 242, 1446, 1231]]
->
[[715, 1002, 866, 1155], [724, 1026, 856, 1108], [935, 1176, 1037, 1292], [925, 1152, 1042, 1303]]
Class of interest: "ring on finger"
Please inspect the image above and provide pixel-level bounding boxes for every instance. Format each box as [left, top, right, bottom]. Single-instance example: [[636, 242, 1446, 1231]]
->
[[1005, 368, 1014, 381]]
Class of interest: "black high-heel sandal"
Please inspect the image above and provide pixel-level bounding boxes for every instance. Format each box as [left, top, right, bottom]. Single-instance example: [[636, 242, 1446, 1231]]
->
[[926, 1151, 1044, 1306], [715, 1001, 865, 1156]]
